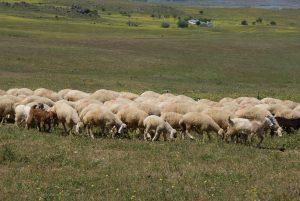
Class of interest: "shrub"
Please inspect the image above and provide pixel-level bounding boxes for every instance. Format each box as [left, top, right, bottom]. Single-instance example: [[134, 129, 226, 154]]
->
[[199, 10, 204, 14], [127, 21, 139, 27], [241, 20, 248, 25], [177, 19, 188, 28], [270, 21, 277, 26], [161, 22, 170, 28], [256, 17, 263, 23]]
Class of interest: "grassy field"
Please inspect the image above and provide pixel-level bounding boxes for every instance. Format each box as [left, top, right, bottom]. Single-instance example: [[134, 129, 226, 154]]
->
[[0, 0, 300, 200]]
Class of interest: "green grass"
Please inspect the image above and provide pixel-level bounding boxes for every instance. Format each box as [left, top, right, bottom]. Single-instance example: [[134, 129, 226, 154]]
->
[[0, 1, 299, 200], [1, 126, 300, 200]]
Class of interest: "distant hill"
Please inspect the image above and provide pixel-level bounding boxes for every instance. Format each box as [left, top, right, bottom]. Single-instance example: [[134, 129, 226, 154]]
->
[[134, 0, 300, 8]]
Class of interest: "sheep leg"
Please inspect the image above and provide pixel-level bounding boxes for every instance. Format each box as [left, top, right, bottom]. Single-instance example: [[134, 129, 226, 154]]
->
[[185, 125, 195, 140], [89, 127, 95, 139], [62, 122, 68, 135], [162, 132, 167, 141], [144, 126, 150, 141], [152, 129, 161, 142], [257, 134, 264, 148]]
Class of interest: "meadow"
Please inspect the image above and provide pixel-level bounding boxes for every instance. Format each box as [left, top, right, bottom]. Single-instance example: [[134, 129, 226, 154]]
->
[[0, 0, 299, 200]]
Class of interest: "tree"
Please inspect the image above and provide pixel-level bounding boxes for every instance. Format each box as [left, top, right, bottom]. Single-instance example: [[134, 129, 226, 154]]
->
[[161, 22, 170, 28], [241, 20, 248, 25], [177, 19, 188, 28]]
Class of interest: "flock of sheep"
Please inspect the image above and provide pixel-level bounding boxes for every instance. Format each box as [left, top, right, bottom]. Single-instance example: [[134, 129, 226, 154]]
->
[[1, 88, 300, 147]]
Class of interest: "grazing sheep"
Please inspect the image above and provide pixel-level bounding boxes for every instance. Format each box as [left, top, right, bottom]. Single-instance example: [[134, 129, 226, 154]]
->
[[116, 106, 148, 136], [275, 117, 300, 133], [160, 102, 192, 115], [89, 89, 119, 102], [179, 112, 224, 140], [48, 102, 80, 135], [103, 98, 134, 114], [57, 89, 72, 99], [77, 107, 126, 139], [26, 106, 57, 132], [0, 97, 16, 124], [79, 103, 106, 120], [64, 90, 90, 101], [261, 97, 282, 105], [34, 88, 62, 102], [235, 106, 282, 136], [75, 98, 103, 114], [143, 115, 176, 141], [226, 116, 282, 147], [197, 99, 217, 107], [140, 91, 160, 98], [136, 102, 161, 116], [16, 95, 54, 107], [119, 92, 139, 100], [14, 102, 39, 126], [0, 90, 6, 95], [7, 88, 33, 96], [203, 107, 233, 137], [161, 112, 183, 130]]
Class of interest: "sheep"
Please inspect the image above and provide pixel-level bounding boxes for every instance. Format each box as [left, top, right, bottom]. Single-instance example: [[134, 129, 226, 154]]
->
[[160, 102, 192, 115], [34, 88, 62, 102], [202, 107, 233, 137], [261, 97, 282, 105], [79, 103, 106, 120], [57, 89, 72, 99], [48, 102, 80, 135], [64, 90, 90, 101], [136, 102, 161, 116], [89, 89, 119, 102], [235, 106, 282, 136], [116, 106, 148, 136], [0, 90, 6, 95], [26, 106, 57, 132], [226, 116, 282, 147], [281, 100, 299, 110], [7, 88, 33, 96], [275, 116, 300, 133], [161, 112, 183, 130], [14, 102, 39, 126], [197, 99, 217, 107], [16, 95, 54, 107], [119, 92, 139, 100], [143, 115, 176, 141], [140, 91, 160, 98], [77, 107, 126, 139], [179, 112, 224, 140], [157, 93, 176, 102], [104, 99, 131, 114], [0, 97, 17, 124], [75, 98, 103, 114]]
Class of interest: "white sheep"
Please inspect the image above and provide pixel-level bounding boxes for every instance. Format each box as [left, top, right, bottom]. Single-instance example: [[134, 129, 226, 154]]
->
[[119, 92, 139, 100], [48, 102, 80, 135], [143, 115, 176, 141], [161, 112, 183, 130], [57, 89, 72, 99], [140, 91, 160, 98], [7, 88, 33, 96], [64, 90, 90, 101], [77, 107, 126, 139], [116, 106, 148, 136], [179, 112, 224, 140], [226, 116, 283, 147], [89, 89, 119, 102], [34, 88, 62, 102]]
